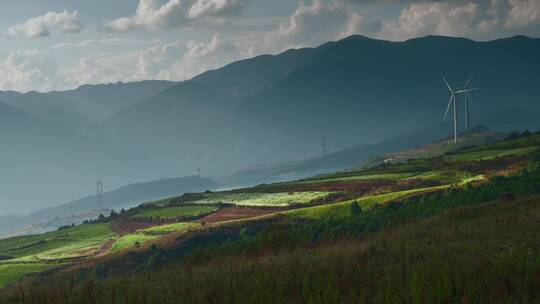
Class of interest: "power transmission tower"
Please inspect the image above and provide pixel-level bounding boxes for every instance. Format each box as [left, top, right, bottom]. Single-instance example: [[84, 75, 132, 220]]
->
[[96, 180, 104, 211]]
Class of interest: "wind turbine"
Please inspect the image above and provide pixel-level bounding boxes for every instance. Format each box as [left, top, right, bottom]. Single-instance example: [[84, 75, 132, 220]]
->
[[441, 75, 478, 143], [463, 73, 475, 131]]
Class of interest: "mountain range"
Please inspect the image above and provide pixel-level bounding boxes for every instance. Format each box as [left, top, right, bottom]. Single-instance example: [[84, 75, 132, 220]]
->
[[1, 34, 540, 217]]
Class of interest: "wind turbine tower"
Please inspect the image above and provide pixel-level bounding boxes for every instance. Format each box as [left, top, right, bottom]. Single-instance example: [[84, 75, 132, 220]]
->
[[441, 75, 478, 143], [463, 73, 475, 131]]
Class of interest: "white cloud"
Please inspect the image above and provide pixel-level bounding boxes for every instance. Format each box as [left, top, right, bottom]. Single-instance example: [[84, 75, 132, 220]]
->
[[188, 0, 250, 18], [0, 35, 245, 92], [264, 0, 381, 51], [137, 35, 244, 80], [0, 50, 61, 92], [7, 10, 82, 38], [104, 0, 250, 32], [382, 2, 485, 40], [381, 0, 540, 40], [504, 0, 540, 28], [63, 56, 134, 87]]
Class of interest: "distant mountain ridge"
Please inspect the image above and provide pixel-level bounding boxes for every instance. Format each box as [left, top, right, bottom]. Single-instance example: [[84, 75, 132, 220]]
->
[[0, 80, 175, 135], [0, 176, 218, 236]]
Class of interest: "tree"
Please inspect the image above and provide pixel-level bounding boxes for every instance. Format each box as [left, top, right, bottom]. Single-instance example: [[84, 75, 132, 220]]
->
[[350, 201, 363, 216], [505, 132, 521, 140]]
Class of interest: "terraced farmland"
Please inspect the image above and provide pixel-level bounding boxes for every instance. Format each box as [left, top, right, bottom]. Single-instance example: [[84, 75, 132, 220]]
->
[[0, 223, 116, 261], [0, 223, 116, 288], [1, 132, 538, 292]]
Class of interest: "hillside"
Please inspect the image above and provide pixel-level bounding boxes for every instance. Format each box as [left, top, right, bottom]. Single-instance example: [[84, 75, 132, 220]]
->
[[1, 131, 538, 302]]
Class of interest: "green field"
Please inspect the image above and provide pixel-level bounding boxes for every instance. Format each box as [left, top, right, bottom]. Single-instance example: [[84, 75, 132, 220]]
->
[[188, 191, 332, 207], [284, 186, 447, 220], [142, 222, 199, 235], [0, 263, 53, 288], [0, 223, 116, 262], [134, 206, 217, 219], [294, 172, 420, 184], [445, 147, 537, 162], [111, 234, 158, 252], [471, 133, 540, 150], [111, 222, 199, 252]]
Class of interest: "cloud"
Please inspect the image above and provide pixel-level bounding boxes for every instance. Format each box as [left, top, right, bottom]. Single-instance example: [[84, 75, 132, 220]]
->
[[380, 0, 540, 40], [137, 35, 244, 80], [63, 56, 134, 87], [504, 0, 540, 28], [104, 0, 250, 32], [264, 0, 381, 51], [0, 50, 61, 92], [264, 0, 540, 48], [7, 10, 82, 38], [50, 38, 161, 49]]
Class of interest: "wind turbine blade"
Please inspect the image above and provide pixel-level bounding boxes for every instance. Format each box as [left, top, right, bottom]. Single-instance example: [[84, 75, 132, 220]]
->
[[456, 88, 478, 94], [443, 94, 453, 122], [467, 92, 473, 103], [441, 75, 453, 92], [465, 72, 474, 88]]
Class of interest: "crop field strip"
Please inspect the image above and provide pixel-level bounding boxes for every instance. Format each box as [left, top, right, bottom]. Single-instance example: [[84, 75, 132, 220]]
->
[[133, 206, 218, 219], [445, 147, 538, 162], [284, 185, 449, 220], [0, 223, 117, 288], [0, 223, 116, 261], [111, 222, 199, 252], [289, 172, 421, 184], [185, 191, 333, 207]]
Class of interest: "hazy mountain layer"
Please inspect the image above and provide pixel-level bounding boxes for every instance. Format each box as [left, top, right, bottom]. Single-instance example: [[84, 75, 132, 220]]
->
[[2, 35, 540, 218]]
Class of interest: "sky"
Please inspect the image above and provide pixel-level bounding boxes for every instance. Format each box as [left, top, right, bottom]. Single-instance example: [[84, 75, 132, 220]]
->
[[0, 0, 539, 92]]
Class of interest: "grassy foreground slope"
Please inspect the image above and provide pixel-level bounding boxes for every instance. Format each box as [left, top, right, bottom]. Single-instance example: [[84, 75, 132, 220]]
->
[[4, 175, 539, 303]]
